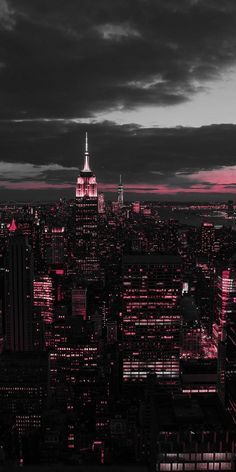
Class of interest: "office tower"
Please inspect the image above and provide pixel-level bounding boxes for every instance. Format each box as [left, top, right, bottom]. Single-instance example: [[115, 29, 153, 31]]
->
[[75, 133, 99, 281], [33, 275, 54, 349], [5, 231, 33, 352], [50, 227, 65, 266], [43, 226, 65, 268], [0, 352, 48, 444], [224, 315, 236, 423], [200, 222, 215, 255], [216, 267, 236, 422], [71, 287, 87, 320], [117, 174, 124, 206], [48, 307, 100, 452], [215, 268, 236, 335], [122, 255, 182, 387], [195, 257, 215, 330]]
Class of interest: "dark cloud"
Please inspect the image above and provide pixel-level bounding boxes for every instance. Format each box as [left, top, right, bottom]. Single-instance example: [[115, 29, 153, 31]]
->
[[1, 0, 236, 117], [1, 1, 236, 199], [0, 120, 236, 199]]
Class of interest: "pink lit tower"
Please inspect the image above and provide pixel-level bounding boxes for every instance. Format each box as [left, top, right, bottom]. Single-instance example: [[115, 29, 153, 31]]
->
[[75, 133, 100, 281], [76, 132, 97, 198]]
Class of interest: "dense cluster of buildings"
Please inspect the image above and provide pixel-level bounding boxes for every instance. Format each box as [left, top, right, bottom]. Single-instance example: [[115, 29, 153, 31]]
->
[[0, 135, 236, 469]]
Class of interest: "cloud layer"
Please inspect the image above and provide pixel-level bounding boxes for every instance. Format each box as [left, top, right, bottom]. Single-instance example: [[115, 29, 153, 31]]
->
[[1, 0, 236, 118], [1, 1, 236, 199]]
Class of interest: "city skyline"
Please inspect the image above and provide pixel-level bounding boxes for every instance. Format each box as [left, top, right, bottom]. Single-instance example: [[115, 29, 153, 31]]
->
[[2, 3, 236, 467], [1, 1, 236, 200]]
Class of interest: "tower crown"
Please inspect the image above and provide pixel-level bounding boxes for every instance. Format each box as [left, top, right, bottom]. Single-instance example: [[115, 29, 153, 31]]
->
[[8, 218, 17, 232], [76, 133, 97, 198]]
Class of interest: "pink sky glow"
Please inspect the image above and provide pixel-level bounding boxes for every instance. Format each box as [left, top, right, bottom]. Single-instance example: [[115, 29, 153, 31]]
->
[[1, 165, 236, 194]]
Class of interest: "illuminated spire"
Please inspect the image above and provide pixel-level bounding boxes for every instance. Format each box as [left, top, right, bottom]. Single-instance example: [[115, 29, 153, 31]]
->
[[82, 131, 91, 172], [8, 218, 17, 232], [118, 174, 124, 205]]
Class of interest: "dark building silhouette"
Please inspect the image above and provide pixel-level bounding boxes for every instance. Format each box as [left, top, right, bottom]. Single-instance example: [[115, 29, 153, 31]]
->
[[227, 200, 234, 218], [5, 228, 33, 352]]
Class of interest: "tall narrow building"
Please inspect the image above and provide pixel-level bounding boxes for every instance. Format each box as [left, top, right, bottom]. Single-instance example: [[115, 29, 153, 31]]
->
[[75, 133, 99, 281], [216, 267, 236, 422], [5, 230, 33, 351], [200, 222, 215, 256], [118, 174, 124, 206]]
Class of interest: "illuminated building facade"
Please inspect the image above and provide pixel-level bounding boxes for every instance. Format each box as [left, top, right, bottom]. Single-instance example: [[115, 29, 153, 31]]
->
[[122, 255, 182, 386], [33, 275, 54, 349], [216, 267, 236, 423], [43, 226, 66, 268], [5, 231, 33, 352], [200, 222, 215, 255], [50, 227, 65, 266], [71, 287, 87, 320], [225, 317, 236, 423], [75, 133, 99, 280], [216, 268, 236, 330]]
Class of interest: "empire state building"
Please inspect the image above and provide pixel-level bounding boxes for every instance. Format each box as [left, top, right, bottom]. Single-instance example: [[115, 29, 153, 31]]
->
[[75, 133, 99, 281], [76, 133, 97, 198]]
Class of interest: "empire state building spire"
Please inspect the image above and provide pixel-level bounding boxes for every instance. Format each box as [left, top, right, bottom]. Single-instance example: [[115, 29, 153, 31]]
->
[[82, 132, 91, 173]]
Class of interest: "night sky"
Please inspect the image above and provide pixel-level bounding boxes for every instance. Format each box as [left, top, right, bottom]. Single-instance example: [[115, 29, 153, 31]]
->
[[1, 0, 236, 200]]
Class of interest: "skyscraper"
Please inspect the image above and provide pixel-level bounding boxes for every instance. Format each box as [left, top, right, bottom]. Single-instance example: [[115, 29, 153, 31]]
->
[[42, 226, 66, 275], [71, 287, 87, 320], [200, 222, 215, 255], [216, 267, 236, 422], [33, 275, 54, 349], [118, 174, 124, 206], [5, 230, 33, 351], [122, 255, 182, 388], [75, 133, 99, 281]]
